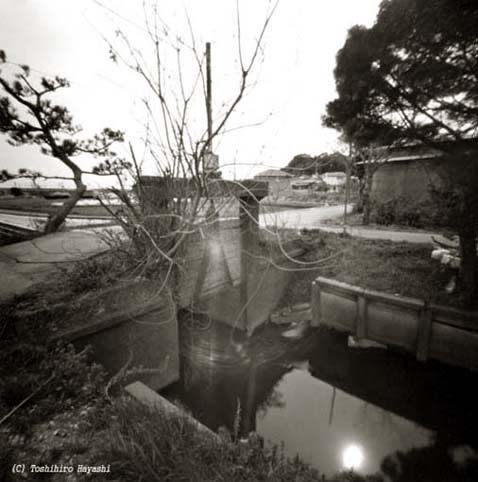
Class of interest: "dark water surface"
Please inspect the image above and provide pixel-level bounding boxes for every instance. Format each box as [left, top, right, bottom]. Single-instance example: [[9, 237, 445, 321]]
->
[[162, 319, 478, 479]]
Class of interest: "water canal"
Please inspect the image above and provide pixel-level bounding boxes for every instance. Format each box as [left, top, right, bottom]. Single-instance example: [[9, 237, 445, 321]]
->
[[162, 316, 478, 479]]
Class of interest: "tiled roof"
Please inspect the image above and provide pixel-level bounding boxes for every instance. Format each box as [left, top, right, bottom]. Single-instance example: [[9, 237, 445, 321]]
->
[[255, 169, 292, 178]]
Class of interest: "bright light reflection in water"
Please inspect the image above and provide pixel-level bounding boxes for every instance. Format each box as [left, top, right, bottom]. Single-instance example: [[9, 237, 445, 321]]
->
[[342, 444, 365, 471]]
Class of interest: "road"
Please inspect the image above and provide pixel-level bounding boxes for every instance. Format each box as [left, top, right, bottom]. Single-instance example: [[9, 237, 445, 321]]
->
[[260, 204, 451, 245], [260, 204, 348, 230]]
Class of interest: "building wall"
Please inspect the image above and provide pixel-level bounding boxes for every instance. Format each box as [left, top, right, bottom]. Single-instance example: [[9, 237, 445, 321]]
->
[[371, 159, 445, 204], [254, 177, 292, 198]]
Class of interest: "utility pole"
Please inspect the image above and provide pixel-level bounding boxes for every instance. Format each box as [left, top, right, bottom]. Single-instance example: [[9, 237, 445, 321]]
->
[[204, 42, 219, 223], [343, 142, 352, 231], [204, 42, 219, 174], [206, 42, 213, 143]]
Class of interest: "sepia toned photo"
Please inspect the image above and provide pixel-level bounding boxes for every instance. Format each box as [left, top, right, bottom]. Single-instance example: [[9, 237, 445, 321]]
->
[[1, 1, 477, 481]]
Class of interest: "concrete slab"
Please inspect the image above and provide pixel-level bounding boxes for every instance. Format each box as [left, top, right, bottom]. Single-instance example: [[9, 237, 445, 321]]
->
[[0, 227, 121, 301], [125, 381, 219, 439]]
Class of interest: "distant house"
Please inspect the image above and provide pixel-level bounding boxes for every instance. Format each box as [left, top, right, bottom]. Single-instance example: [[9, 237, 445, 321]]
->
[[291, 179, 316, 192], [254, 169, 293, 198], [291, 176, 328, 193], [320, 171, 346, 192]]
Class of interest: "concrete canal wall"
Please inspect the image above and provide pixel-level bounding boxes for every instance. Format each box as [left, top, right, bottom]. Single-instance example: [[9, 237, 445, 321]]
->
[[125, 381, 219, 440], [177, 218, 243, 307], [49, 281, 179, 391], [177, 215, 303, 334], [311, 276, 478, 371]]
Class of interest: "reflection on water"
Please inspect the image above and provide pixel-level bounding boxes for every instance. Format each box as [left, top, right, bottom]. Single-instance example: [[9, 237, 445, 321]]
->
[[257, 368, 432, 475], [162, 320, 478, 479]]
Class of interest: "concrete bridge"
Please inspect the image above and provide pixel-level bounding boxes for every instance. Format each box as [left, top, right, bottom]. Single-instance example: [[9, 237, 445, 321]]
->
[[139, 176, 301, 334]]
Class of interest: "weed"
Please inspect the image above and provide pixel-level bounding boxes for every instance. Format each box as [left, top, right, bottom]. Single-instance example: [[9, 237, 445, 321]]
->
[[280, 232, 460, 309], [92, 397, 383, 482], [0, 318, 106, 434]]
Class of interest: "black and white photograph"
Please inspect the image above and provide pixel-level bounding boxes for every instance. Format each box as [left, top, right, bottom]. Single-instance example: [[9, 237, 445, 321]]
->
[[1, 1, 478, 480]]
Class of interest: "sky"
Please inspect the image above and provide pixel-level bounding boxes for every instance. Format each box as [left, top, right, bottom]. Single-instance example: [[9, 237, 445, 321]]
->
[[0, 0, 382, 184]]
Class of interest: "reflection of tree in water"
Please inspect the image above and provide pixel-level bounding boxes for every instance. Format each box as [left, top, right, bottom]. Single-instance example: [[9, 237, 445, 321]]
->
[[353, 402, 432, 449], [306, 329, 478, 480], [169, 357, 291, 436], [379, 443, 478, 482], [174, 322, 478, 480], [256, 385, 286, 418], [325, 444, 478, 481], [166, 318, 315, 436]]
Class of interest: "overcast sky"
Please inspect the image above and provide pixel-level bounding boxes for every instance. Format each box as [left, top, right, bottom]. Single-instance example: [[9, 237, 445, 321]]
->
[[0, 0, 382, 184]]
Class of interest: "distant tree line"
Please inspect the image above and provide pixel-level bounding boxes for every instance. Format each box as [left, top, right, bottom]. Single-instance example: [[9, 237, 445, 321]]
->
[[283, 152, 348, 177]]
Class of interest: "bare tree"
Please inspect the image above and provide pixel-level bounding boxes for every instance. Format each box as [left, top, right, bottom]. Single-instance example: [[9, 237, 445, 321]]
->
[[91, 0, 279, 275]]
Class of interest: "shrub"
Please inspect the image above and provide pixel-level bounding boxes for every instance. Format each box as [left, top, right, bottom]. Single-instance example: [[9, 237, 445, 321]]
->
[[370, 197, 431, 228], [371, 198, 398, 225], [55, 251, 134, 295], [9, 187, 23, 197]]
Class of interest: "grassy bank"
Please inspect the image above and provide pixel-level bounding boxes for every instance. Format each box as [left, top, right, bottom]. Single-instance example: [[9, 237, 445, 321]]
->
[[279, 230, 462, 309], [321, 211, 451, 234]]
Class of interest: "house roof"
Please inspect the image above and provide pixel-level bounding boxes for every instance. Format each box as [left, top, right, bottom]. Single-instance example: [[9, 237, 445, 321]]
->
[[370, 138, 478, 164], [386, 153, 440, 163], [292, 180, 316, 186], [254, 169, 292, 178], [322, 171, 346, 177]]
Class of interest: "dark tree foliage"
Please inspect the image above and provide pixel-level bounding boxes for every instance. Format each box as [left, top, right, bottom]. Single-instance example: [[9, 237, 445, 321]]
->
[[0, 50, 125, 233], [325, 0, 478, 147], [323, 0, 478, 305], [284, 152, 348, 176]]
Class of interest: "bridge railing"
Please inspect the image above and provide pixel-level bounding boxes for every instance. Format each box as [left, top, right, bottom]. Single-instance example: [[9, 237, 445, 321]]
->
[[311, 276, 478, 371]]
